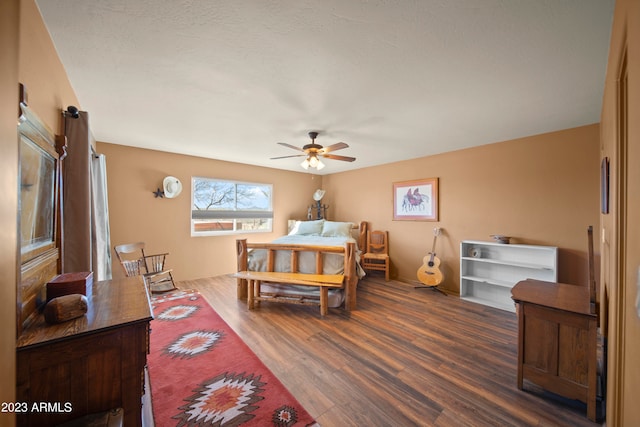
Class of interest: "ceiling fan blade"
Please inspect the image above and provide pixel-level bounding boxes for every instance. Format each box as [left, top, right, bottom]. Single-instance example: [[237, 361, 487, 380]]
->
[[270, 154, 306, 160], [319, 142, 349, 154], [321, 153, 356, 162], [277, 142, 304, 152]]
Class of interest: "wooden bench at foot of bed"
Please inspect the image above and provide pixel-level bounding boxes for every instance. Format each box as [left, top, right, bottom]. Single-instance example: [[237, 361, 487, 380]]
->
[[235, 238, 358, 314], [233, 271, 344, 315]]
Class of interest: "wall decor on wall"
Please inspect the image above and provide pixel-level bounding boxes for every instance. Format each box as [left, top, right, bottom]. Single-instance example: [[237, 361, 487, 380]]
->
[[153, 176, 183, 198], [601, 157, 609, 214], [393, 177, 439, 221]]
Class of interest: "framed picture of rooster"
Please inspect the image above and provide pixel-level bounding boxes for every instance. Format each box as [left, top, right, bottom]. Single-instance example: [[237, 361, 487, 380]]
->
[[393, 177, 439, 221]]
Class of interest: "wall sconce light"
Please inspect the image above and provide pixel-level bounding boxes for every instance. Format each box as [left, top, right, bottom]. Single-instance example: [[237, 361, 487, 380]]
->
[[153, 176, 182, 198]]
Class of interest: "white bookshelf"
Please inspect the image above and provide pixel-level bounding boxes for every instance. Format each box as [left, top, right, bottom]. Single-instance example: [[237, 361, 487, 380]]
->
[[460, 240, 558, 312]]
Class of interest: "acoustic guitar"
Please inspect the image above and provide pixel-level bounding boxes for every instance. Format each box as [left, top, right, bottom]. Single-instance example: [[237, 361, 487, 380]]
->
[[416, 228, 444, 287]]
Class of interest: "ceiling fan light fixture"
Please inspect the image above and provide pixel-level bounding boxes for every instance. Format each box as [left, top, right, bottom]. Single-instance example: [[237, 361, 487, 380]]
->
[[273, 131, 355, 171]]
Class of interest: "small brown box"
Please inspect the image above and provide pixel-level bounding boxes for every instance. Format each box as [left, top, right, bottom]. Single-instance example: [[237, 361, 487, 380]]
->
[[46, 271, 93, 302]]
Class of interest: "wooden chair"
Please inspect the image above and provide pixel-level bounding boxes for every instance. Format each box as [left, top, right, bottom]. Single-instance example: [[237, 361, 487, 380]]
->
[[362, 230, 390, 281], [114, 242, 177, 293]]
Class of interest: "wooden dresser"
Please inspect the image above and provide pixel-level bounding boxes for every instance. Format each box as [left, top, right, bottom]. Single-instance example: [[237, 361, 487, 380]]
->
[[511, 278, 598, 421], [16, 276, 153, 427]]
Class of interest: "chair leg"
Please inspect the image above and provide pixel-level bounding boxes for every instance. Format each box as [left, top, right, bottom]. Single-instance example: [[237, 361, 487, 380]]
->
[[162, 271, 177, 292], [167, 271, 178, 291], [146, 271, 177, 294], [385, 260, 390, 281]]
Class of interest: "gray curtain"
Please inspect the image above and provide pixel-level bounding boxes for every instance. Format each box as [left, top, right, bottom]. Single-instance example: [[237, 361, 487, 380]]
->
[[63, 111, 112, 280]]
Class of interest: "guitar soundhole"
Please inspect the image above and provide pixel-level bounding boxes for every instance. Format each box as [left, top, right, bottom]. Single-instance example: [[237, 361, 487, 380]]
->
[[428, 261, 434, 267]]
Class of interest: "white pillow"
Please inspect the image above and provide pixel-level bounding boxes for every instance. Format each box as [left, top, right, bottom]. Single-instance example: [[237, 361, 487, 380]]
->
[[288, 221, 302, 235], [321, 221, 353, 237], [289, 220, 324, 236]]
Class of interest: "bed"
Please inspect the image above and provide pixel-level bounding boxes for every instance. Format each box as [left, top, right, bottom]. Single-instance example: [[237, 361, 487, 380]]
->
[[236, 220, 368, 311]]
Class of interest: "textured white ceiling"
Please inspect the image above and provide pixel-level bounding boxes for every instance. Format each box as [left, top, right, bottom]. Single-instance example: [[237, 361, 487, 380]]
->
[[35, 0, 614, 174]]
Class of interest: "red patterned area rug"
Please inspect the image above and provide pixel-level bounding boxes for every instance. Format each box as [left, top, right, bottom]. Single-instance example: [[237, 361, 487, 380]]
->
[[148, 289, 319, 427]]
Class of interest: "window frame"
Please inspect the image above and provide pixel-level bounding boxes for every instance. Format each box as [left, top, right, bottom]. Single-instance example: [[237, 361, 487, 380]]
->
[[191, 176, 273, 236]]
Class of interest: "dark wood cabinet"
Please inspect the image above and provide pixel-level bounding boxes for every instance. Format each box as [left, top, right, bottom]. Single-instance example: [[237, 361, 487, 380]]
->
[[16, 276, 153, 427], [512, 279, 598, 422]]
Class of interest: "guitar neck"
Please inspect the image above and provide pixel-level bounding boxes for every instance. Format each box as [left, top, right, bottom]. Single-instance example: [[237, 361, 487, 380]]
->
[[429, 228, 440, 255]]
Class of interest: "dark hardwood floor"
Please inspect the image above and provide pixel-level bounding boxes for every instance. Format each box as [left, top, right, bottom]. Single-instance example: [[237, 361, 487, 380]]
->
[[178, 274, 603, 427]]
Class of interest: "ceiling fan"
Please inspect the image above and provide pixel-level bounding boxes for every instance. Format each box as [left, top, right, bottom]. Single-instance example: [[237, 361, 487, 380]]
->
[[271, 131, 356, 170]]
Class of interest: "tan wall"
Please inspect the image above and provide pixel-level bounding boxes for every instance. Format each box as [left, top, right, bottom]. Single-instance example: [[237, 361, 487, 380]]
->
[[19, 0, 79, 131], [600, 0, 640, 424], [324, 125, 600, 293], [102, 125, 599, 292], [1, 1, 19, 425], [98, 142, 324, 281]]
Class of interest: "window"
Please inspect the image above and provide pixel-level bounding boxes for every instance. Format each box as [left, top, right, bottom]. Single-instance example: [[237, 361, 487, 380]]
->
[[191, 177, 273, 236]]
